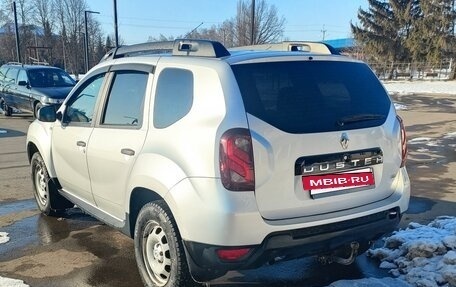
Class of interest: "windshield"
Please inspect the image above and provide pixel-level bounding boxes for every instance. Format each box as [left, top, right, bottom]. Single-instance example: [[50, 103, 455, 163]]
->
[[231, 61, 391, 134], [28, 68, 76, 88]]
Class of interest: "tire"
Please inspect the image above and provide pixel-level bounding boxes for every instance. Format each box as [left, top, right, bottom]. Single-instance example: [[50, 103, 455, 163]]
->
[[2, 101, 12, 117], [4, 105, 12, 116], [134, 201, 195, 287], [34, 102, 43, 119], [31, 153, 73, 216]]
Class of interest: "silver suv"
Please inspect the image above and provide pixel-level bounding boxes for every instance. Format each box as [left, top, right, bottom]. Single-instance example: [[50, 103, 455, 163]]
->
[[26, 39, 410, 286]]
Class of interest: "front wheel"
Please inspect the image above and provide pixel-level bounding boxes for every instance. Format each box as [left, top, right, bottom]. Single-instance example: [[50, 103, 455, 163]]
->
[[31, 153, 73, 216], [34, 102, 43, 119], [1, 100, 12, 117], [134, 201, 195, 287]]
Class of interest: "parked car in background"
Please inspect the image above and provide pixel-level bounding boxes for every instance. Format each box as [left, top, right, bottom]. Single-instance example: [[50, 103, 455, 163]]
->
[[0, 63, 76, 117]]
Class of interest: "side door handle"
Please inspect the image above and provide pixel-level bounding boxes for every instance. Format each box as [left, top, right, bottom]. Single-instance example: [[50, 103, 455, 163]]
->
[[76, 141, 86, 147], [121, 148, 135, 156]]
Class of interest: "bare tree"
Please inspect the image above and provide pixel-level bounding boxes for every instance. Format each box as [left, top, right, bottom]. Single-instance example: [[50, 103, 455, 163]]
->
[[54, 0, 87, 76], [185, 1, 284, 48], [233, 0, 285, 46], [32, 0, 55, 64]]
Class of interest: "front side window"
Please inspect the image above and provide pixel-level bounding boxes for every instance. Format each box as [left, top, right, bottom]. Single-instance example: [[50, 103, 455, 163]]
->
[[102, 71, 148, 126], [64, 74, 105, 124], [17, 69, 28, 84]]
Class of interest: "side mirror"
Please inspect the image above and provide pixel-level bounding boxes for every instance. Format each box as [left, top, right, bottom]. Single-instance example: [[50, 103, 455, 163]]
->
[[37, 105, 56, 122], [18, 81, 29, 88]]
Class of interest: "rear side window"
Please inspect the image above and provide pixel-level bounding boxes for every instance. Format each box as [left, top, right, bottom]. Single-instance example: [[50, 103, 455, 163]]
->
[[0, 67, 8, 81], [5, 68, 18, 84], [153, 68, 193, 129], [231, 61, 390, 134]]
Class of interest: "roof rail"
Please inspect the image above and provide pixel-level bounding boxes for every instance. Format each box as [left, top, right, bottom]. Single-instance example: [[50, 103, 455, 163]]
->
[[230, 41, 340, 55], [100, 39, 230, 62], [6, 62, 23, 66]]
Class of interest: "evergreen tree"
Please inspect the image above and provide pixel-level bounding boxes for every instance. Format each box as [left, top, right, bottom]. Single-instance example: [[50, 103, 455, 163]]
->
[[105, 35, 113, 51], [351, 0, 420, 77], [408, 0, 455, 64]]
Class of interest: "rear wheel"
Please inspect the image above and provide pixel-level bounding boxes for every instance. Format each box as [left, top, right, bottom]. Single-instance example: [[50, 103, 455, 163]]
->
[[31, 152, 73, 216], [134, 201, 195, 287]]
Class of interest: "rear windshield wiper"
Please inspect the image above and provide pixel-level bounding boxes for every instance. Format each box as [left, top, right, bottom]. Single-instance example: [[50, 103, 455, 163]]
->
[[337, 114, 386, 127]]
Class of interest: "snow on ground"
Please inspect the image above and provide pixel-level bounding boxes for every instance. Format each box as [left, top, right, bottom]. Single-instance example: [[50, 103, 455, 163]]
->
[[383, 80, 456, 95], [0, 277, 30, 287], [0, 232, 9, 244], [394, 103, 408, 110], [408, 137, 443, 147], [330, 217, 456, 287], [368, 216, 456, 287], [0, 234, 28, 286]]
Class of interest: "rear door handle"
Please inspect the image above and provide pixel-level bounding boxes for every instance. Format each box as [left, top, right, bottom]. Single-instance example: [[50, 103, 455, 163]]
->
[[76, 141, 86, 147], [121, 148, 135, 156]]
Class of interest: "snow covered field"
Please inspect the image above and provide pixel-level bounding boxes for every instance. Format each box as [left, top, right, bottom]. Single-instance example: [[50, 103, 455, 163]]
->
[[1, 81, 455, 286]]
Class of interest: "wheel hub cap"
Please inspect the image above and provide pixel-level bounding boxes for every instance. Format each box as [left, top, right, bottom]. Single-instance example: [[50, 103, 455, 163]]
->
[[143, 222, 171, 287]]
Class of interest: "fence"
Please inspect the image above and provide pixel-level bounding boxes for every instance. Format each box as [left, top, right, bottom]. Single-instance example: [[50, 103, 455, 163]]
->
[[367, 60, 454, 81]]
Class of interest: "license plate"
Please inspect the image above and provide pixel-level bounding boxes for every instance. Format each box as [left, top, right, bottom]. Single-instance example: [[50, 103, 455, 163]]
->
[[302, 168, 375, 195]]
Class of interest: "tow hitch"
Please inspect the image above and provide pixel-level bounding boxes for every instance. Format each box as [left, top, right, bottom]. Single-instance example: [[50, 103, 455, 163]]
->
[[317, 241, 360, 265]]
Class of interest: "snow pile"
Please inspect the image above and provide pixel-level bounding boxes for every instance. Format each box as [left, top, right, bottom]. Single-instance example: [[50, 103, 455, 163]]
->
[[0, 277, 29, 287], [0, 232, 10, 244], [368, 216, 456, 287]]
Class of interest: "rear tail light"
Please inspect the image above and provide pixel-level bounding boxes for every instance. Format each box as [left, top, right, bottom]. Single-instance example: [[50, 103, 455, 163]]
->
[[216, 247, 252, 261], [219, 128, 255, 191], [397, 116, 407, 167]]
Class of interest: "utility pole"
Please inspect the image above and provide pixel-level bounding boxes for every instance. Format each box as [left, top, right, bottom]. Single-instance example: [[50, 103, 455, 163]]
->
[[84, 10, 100, 72], [12, 1, 21, 63], [251, 0, 255, 45], [321, 25, 327, 41], [113, 0, 119, 47]]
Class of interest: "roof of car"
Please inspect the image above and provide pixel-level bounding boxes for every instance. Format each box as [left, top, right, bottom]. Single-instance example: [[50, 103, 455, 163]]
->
[[2, 63, 62, 70], [100, 39, 347, 64]]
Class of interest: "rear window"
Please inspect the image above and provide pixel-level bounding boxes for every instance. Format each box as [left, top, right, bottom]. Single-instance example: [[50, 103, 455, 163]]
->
[[231, 61, 391, 134]]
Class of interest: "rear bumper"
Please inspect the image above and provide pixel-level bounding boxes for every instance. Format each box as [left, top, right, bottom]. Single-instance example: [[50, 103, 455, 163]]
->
[[184, 207, 401, 282]]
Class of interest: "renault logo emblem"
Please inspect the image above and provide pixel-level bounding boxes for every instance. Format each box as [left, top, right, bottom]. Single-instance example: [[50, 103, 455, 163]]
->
[[340, 133, 349, 150]]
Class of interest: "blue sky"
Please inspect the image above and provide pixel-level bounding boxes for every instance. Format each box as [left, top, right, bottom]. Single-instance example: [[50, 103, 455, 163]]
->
[[86, 0, 368, 45]]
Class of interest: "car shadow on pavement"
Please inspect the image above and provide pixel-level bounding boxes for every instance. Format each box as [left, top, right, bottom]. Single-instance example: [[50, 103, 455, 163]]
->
[[0, 128, 26, 138]]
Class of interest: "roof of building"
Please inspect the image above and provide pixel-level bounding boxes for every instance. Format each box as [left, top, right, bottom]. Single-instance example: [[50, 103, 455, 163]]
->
[[323, 38, 355, 51]]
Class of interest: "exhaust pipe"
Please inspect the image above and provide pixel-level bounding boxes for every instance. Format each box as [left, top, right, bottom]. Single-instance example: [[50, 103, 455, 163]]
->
[[318, 241, 360, 265]]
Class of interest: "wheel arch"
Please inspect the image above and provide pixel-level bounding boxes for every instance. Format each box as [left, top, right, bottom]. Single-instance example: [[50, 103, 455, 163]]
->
[[128, 187, 164, 238], [26, 121, 57, 178], [27, 141, 39, 163]]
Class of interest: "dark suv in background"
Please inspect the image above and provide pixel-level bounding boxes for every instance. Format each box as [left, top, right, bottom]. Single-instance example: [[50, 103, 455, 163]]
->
[[0, 63, 76, 117]]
